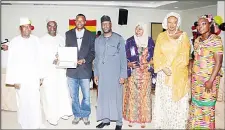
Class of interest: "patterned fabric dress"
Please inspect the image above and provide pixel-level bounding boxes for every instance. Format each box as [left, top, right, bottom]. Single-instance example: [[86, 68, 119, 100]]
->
[[123, 36, 155, 124], [188, 34, 223, 129]]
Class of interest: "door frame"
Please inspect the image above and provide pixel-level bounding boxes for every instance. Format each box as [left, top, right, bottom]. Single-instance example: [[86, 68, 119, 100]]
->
[[151, 22, 163, 43]]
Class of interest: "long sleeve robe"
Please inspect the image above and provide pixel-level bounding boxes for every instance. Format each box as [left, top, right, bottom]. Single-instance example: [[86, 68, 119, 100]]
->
[[5, 35, 43, 129], [94, 32, 127, 121], [153, 31, 190, 101], [39, 34, 72, 123]]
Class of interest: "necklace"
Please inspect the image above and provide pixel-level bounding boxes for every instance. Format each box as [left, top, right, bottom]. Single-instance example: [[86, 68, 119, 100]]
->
[[167, 29, 177, 36]]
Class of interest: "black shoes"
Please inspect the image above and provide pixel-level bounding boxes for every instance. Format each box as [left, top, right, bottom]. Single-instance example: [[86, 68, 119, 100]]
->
[[96, 122, 110, 128], [96, 122, 122, 130], [115, 125, 122, 130]]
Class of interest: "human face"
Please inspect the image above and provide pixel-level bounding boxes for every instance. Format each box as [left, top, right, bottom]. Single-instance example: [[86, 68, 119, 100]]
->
[[135, 25, 144, 37], [167, 16, 178, 31], [197, 18, 210, 35], [101, 21, 112, 33], [20, 24, 32, 37], [47, 21, 57, 36], [75, 16, 86, 29]]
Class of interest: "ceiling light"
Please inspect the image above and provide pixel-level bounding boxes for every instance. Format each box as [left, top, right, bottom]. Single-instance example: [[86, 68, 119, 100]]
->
[[174, 7, 178, 8]]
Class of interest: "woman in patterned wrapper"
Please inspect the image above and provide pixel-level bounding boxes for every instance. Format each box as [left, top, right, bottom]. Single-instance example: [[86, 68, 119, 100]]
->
[[153, 12, 191, 129], [123, 22, 156, 128], [188, 14, 223, 130]]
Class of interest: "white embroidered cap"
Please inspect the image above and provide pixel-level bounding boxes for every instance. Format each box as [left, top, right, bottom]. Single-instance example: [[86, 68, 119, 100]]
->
[[46, 17, 57, 23], [20, 17, 32, 26], [19, 17, 34, 30]]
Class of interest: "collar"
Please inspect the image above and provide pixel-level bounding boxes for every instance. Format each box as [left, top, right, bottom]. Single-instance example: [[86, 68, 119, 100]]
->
[[75, 28, 85, 33]]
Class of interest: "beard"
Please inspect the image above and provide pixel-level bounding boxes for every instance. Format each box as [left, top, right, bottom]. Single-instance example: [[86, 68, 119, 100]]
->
[[49, 30, 56, 36], [103, 28, 111, 33]]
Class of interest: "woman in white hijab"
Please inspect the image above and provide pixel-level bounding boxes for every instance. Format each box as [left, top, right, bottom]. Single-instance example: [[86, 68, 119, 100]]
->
[[153, 12, 191, 129], [123, 22, 156, 128]]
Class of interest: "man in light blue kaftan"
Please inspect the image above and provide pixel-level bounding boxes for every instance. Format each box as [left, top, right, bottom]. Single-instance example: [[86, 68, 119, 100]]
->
[[94, 15, 127, 130]]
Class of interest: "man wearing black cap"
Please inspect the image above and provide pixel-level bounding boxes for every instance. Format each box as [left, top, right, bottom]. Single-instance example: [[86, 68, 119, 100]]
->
[[94, 15, 127, 130]]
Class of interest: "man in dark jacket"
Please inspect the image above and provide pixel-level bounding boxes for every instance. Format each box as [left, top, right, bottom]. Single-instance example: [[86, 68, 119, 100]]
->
[[65, 14, 95, 125]]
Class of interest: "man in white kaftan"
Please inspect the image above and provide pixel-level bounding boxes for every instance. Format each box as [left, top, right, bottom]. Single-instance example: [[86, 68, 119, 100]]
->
[[39, 18, 72, 125], [5, 17, 44, 129]]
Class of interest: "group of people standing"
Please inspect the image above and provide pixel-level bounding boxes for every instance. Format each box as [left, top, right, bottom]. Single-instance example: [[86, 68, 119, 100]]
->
[[3, 11, 223, 130]]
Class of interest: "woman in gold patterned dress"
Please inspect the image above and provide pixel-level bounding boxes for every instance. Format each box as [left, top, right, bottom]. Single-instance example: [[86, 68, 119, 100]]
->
[[123, 23, 155, 128], [188, 14, 223, 129]]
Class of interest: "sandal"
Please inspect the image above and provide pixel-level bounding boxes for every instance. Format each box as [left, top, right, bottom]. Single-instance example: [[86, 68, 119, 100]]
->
[[128, 122, 133, 127], [141, 123, 145, 128]]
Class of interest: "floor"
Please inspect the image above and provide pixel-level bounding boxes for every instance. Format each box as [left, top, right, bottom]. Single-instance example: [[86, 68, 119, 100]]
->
[[1, 89, 224, 129], [1, 89, 155, 129]]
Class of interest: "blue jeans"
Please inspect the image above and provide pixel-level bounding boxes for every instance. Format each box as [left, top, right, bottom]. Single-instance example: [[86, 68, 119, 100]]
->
[[67, 77, 91, 118]]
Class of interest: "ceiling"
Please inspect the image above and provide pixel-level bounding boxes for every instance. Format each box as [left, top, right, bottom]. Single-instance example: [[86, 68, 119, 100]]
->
[[1, 1, 217, 10], [156, 1, 217, 10]]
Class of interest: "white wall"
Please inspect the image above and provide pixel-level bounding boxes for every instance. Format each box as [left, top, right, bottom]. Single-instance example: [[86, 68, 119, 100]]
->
[[216, 2, 225, 129], [1, 4, 218, 68], [217, 2, 225, 63], [1, 5, 182, 40], [1, 5, 182, 68], [180, 5, 217, 37]]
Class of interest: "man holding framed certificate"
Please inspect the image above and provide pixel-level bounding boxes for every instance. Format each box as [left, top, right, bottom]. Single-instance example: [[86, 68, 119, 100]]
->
[[65, 14, 95, 125]]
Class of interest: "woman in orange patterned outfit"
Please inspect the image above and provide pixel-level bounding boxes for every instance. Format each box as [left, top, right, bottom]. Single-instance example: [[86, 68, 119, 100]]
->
[[123, 23, 155, 128], [188, 14, 223, 129]]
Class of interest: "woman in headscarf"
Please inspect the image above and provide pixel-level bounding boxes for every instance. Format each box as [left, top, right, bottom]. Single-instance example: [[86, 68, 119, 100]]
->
[[123, 22, 156, 128], [153, 12, 191, 129], [188, 14, 223, 129]]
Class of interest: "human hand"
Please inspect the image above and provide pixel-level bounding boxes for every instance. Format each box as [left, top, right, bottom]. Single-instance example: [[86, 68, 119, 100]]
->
[[94, 76, 99, 85], [162, 67, 172, 76], [119, 78, 125, 84], [77, 59, 86, 65], [140, 64, 148, 70], [204, 80, 213, 93], [128, 62, 139, 69], [1, 44, 8, 51], [53, 59, 59, 65], [14, 83, 21, 89], [53, 53, 59, 65], [149, 58, 154, 65], [194, 42, 199, 50], [40, 79, 44, 86], [55, 53, 59, 59]]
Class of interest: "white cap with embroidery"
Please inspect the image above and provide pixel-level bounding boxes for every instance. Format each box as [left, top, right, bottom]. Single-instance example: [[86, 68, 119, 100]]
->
[[20, 17, 32, 26], [46, 17, 57, 23]]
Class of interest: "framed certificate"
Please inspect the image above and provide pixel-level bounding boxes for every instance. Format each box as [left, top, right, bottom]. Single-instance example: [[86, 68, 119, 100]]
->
[[56, 47, 77, 68]]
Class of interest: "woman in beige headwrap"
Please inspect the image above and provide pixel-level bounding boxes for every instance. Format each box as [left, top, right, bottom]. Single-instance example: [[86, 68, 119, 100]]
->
[[123, 23, 155, 128], [153, 12, 191, 129]]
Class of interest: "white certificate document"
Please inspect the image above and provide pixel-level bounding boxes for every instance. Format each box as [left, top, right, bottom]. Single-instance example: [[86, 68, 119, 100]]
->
[[56, 47, 77, 68]]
